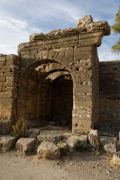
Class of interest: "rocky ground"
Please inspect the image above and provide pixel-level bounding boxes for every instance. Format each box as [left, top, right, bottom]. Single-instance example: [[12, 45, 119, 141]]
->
[[0, 151, 120, 180]]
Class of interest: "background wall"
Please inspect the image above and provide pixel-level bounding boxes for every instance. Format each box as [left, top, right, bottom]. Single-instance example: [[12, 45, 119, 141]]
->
[[99, 61, 120, 134]]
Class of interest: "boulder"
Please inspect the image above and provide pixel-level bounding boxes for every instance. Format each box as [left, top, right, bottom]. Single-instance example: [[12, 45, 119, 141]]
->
[[0, 135, 15, 152], [37, 141, 60, 159], [100, 136, 116, 154], [16, 138, 36, 154]]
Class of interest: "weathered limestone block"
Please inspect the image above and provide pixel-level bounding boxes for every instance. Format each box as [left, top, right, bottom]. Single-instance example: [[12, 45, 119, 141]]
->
[[29, 15, 110, 44], [88, 129, 100, 149], [27, 128, 40, 138], [76, 15, 93, 30], [67, 135, 88, 149], [76, 15, 110, 35], [100, 136, 116, 154], [37, 141, 60, 159], [37, 130, 66, 143], [112, 151, 120, 166], [0, 136, 15, 152], [16, 138, 36, 154]]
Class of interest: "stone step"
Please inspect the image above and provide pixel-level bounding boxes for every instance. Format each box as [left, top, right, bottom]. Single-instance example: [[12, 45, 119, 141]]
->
[[0, 135, 16, 152], [16, 138, 36, 155], [37, 129, 72, 143]]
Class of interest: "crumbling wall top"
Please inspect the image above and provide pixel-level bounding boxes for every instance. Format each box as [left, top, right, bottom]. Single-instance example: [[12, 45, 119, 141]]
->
[[29, 15, 110, 42]]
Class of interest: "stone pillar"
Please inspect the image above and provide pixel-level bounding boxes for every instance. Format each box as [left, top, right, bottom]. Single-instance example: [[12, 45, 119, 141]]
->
[[72, 46, 99, 134]]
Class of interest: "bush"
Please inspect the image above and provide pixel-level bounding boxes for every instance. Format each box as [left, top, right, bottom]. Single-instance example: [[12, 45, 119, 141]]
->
[[73, 140, 92, 152]]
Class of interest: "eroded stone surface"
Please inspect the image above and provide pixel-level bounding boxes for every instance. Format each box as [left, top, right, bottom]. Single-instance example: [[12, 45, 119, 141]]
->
[[16, 138, 36, 154], [37, 130, 70, 143], [100, 136, 116, 154], [29, 15, 110, 42], [0, 136, 15, 152], [37, 141, 60, 159]]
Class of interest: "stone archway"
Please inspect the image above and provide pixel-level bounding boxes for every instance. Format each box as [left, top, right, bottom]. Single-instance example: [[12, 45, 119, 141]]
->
[[16, 16, 110, 134], [17, 60, 73, 130]]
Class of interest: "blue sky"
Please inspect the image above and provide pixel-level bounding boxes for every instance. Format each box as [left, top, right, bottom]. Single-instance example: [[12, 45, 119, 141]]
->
[[0, 0, 119, 61]]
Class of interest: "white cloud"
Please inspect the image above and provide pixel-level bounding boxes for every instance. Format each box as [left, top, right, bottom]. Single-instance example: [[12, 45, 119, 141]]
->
[[0, 16, 42, 54], [0, 17, 28, 32]]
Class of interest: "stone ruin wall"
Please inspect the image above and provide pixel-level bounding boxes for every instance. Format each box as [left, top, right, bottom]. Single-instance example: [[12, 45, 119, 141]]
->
[[99, 61, 120, 133], [1, 15, 118, 135], [0, 55, 19, 134]]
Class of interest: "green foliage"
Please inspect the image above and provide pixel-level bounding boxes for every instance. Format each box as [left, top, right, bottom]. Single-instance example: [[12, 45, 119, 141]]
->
[[11, 117, 26, 138], [73, 140, 92, 152], [58, 141, 68, 156], [58, 146, 68, 156], [112, 5, 120, 52]]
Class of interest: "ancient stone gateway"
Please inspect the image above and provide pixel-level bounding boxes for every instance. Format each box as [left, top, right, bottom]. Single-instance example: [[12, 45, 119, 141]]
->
[[0, 16, 110, 134]]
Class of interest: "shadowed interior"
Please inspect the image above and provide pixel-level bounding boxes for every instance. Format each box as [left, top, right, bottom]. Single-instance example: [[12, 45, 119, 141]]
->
[[18, 61, 73, 130]]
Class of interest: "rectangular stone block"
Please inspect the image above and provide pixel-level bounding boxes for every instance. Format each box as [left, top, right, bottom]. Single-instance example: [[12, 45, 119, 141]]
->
[[0, 136, 15, 152]]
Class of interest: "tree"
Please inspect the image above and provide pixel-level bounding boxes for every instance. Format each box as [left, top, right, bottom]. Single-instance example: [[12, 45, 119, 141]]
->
[[112, 5, 120, 52]]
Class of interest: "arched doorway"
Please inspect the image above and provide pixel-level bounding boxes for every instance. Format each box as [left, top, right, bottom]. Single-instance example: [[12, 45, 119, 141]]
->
[[17, 60, 73, 130]]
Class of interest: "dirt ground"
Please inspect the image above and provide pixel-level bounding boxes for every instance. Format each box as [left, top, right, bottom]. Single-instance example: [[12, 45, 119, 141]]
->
[[0, 151, 120, 180]]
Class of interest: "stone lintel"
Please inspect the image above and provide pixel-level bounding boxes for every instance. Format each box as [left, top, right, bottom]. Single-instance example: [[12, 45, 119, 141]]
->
[[18, 31, 105, 54]]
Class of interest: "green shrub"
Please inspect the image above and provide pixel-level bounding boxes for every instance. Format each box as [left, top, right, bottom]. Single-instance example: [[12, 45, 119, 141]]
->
[[73, 140, 92, 152]]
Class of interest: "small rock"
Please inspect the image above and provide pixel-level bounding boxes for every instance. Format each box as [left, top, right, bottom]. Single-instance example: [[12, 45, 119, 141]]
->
[[27, 128, 40, 138], [37, 141, 60, 159], [112, 151, 120, 166], [100, 136, 116, 154], [16, 138, 36, 155], [88, 129, 100, 149], [0, 135, 15, 152]]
